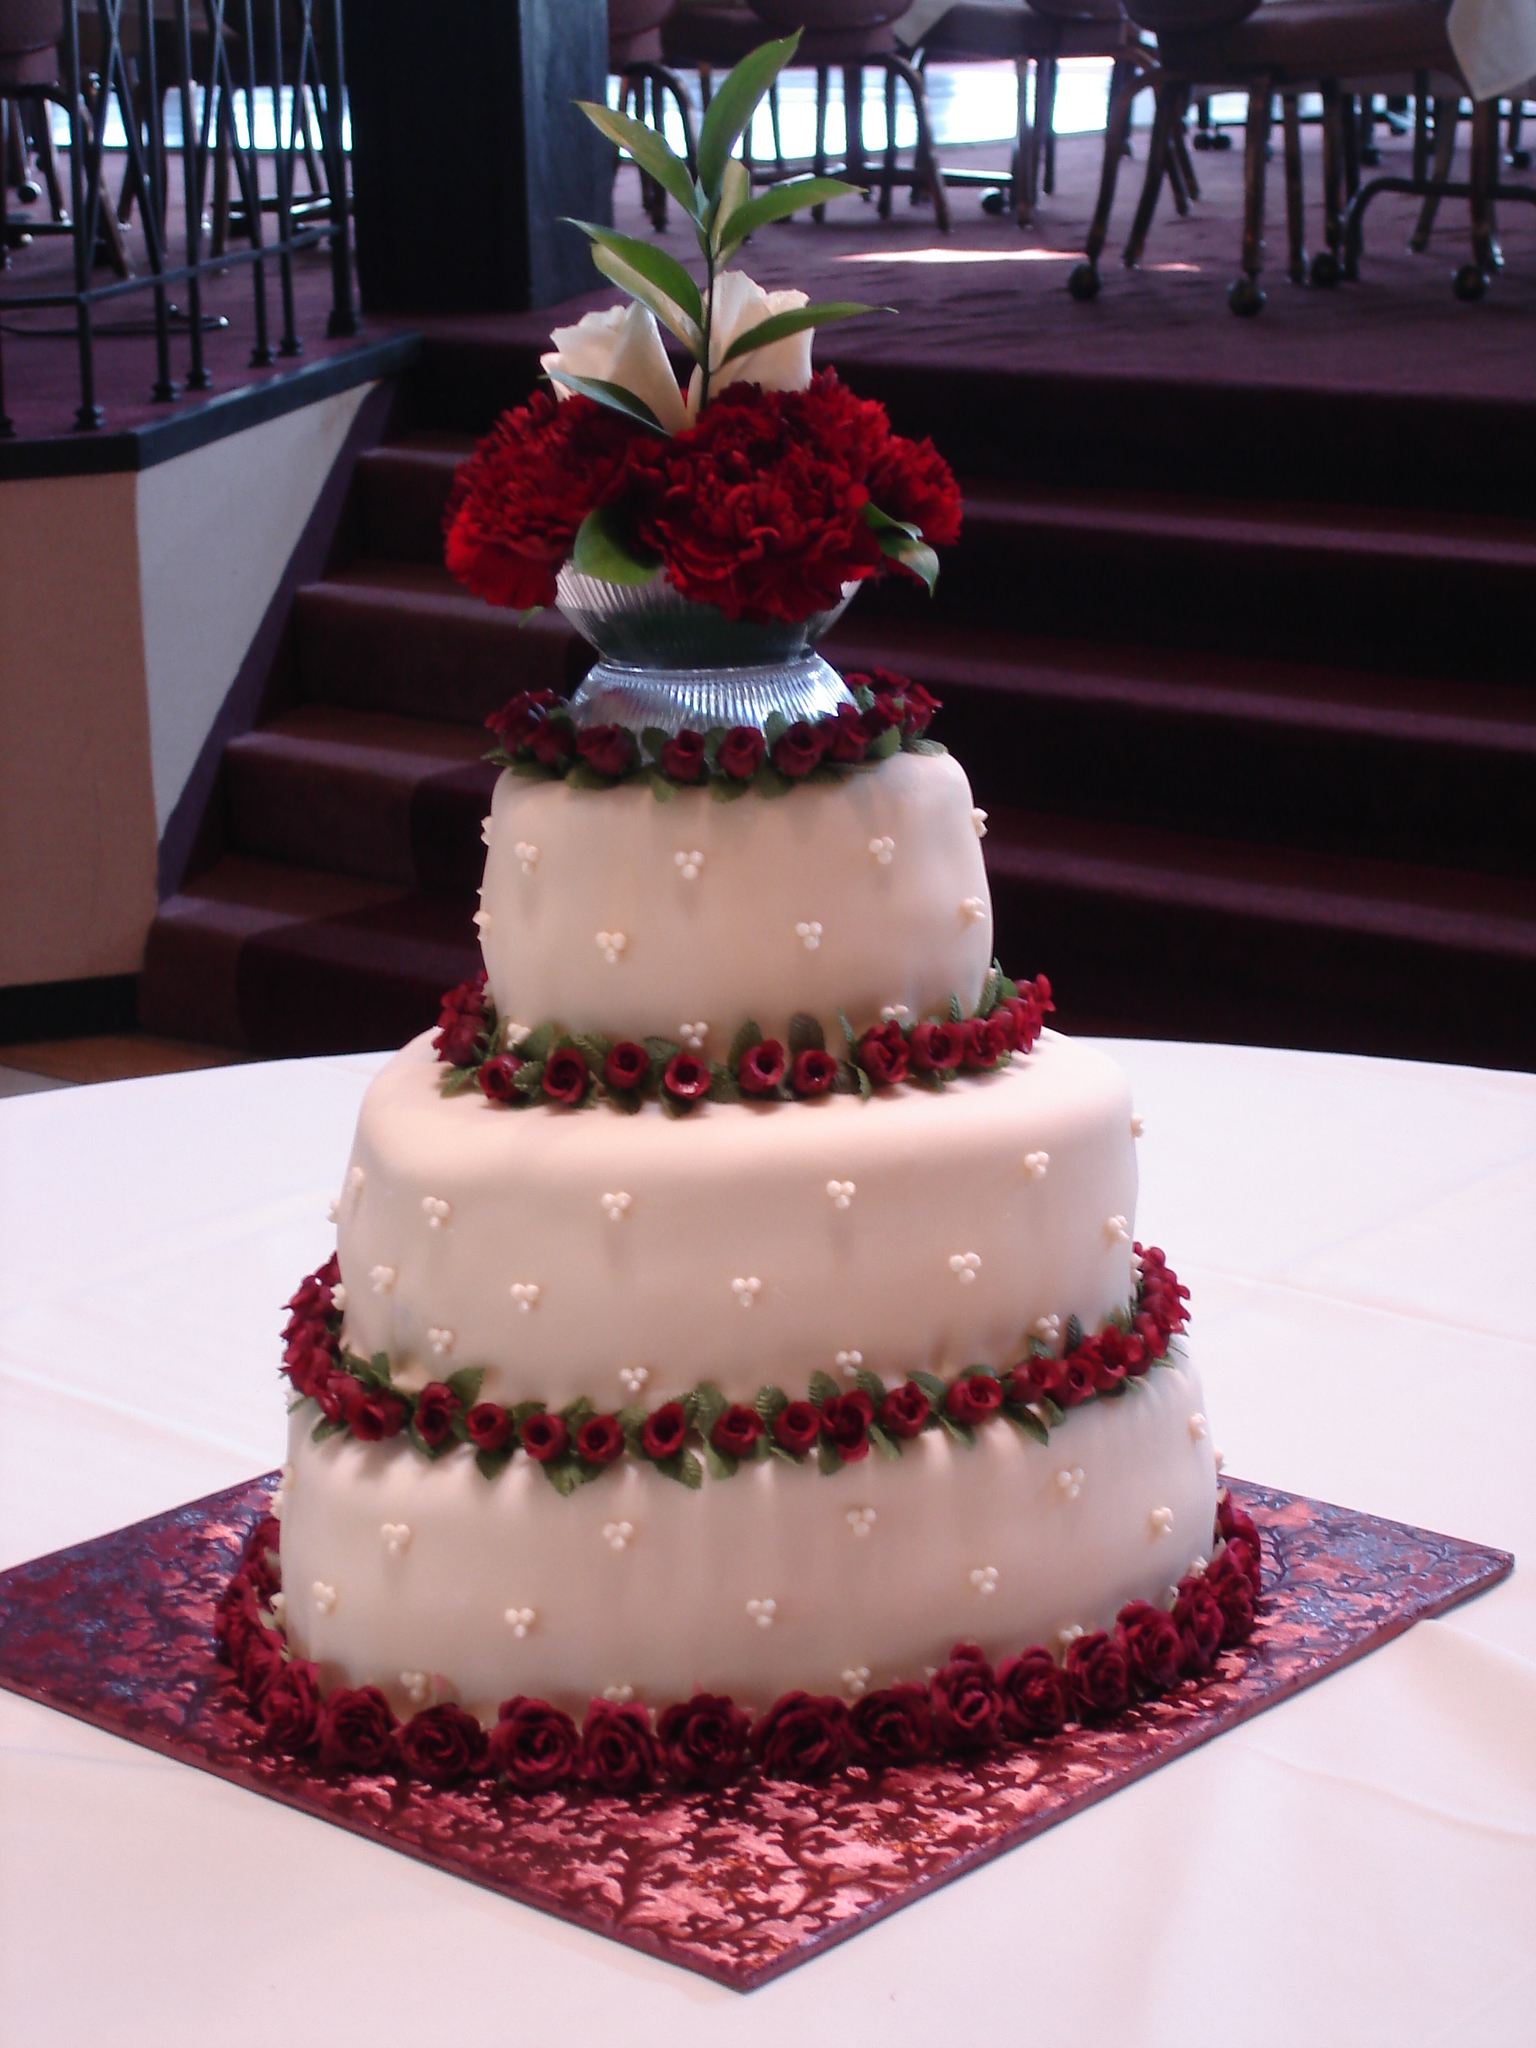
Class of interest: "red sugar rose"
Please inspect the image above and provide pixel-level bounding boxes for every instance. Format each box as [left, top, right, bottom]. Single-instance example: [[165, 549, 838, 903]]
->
[[604, 1040, 650, 1092], [1118, 1600, 1185, 1695], [466, 1401, 513, 1453], [662, 1052, 711, 1104], [432, 969, 489, 1068], [657, 1694, 751, 1789], [909, 1021, 964, 1073], [574, 1414, 625, 1467], [490, 1696, 580, 1791], [737, 1038, 787, 1095], [396, 1703, 488, 1787], [582, 1699, 661, 1794], [1060, 1353, 1097, 1407], [772, 1399, 820, 1457], [945, 1373, 1004, 1426], [316, 1685, 399, 1775], [711, 1404, 763, 1458], [343, 1383, 409, 1442], [770, 719, 830, 779], [1203, 1547, 1257, 1646], [477, 1054, 523, 1104], [897, 679, 942, 735], [485, 687, 560, 754], [528, 718, 576, 770], [819, 1389, 874, 1462], [879, 1380, 931, 1439], [961, 1015, 1010, 1071], [520, 1411, 568, 1462], [1007, 1352, 1069, 1404], [1216, 1495, 1263, 1595], [658, 728, 708, 782], [716, 725, 766, 780], [931, 1643, 1001, 1753], [1172, 1574, 1226, 1675], [822, 701, 872, 764], [412, 1382, 461, 1450], [997, 1646, 1072, 1740], [542, 1045, 590, 1106], [259, 1658, 322, 1755], [849, 1683, 934, 1768], [1064, 1629, 1131, 1721], [790, 1047, 838, 1097], [751, 1692, 850, 1781], [640, 1401, 689, 1462], [858, 1020, 909, 1087], [575, 723, 637, 779]]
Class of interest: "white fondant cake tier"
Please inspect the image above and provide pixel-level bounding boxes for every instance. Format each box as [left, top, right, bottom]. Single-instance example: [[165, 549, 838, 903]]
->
[[476, 750, 993, 1050], [279, 1355, 1217, 1718], [334, 1028, 1139, 1407]]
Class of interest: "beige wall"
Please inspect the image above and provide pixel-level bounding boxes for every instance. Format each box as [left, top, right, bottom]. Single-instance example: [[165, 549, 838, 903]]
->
[[0, 382, 372, 989]]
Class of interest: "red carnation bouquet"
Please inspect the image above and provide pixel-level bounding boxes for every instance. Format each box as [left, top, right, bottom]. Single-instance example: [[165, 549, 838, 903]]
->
[[443, 32, 961, 627]]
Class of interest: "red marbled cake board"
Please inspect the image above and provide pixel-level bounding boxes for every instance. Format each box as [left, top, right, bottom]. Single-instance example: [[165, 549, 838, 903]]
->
[[0, 1477, 1510, 1989]]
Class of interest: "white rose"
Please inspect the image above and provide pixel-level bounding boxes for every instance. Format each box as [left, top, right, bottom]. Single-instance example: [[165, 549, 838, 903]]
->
[[686, 271, 814, 417], [540, 301, 690, 435]]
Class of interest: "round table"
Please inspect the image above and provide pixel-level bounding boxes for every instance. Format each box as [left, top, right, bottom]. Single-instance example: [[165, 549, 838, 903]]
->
[[1, 1040, 1532, 2045]]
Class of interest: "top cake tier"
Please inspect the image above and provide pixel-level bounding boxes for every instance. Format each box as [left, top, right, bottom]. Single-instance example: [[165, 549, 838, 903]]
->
[[476, 750, 993, 1049]]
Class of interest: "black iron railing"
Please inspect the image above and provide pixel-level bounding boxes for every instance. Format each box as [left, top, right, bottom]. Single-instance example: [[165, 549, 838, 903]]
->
[[0, 0, 356, 435]]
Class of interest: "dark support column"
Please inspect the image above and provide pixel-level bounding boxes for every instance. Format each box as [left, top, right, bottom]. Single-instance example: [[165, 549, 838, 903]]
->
[[342, 0, 611, 314]]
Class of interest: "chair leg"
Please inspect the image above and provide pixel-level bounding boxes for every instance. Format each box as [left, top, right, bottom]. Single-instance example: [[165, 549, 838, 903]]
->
[[1341, 87, 1361, 198], [1508, 96, 1530, 168], [1281, 93, 1307, 282], [1040, 52, 1058, 195], [30, 94, 67, 220], [1166, 109, 1190, 217], [1172, 89, 1200, 202], [1011, 55, 1033, 220], [1319, 80, 1345, 272], [1410, 97, 1458, 251], [211, 87, 233, 257], [1230, 85, 1272, 312], [880, 65, 896, 219], [1071, 54, 1150, 297], [843, 64, 866, 195], [1412, 77, 1429, 182], [889, 53, 951, 229], [1456, 94, 1500, 295], [1123, 79, 1178, 266], [812, 65, 828, 218]]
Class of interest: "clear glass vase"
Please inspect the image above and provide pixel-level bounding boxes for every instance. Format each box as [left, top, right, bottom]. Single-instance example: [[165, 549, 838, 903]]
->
[[557, 566, 857, 736]]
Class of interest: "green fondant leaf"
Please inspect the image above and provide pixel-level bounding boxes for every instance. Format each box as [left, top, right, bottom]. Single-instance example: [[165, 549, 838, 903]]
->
[[1006, 1405, 1050, 1446], [807, 1369, 840, 1406], [703, 1442, 739, 1482], [947, 992, 963, 1024], [787, 1012, 825, 1057], [475, 1446, 515, 1480], [692, 1381, 728, 1438], [728, 1019, 762, 1070], [941, 1416, 976, 1448], [513, 1060, 545, 1097], [869, 1423, 901, 1461], [1065, 1314, 1085, 1354], [867, 725, 901, 761], [755, 1384, 789, 1424], [521, 1021, 557, 1063], [439, 1064, 481, 1097], [707, 1064, 741, 1104], [815, 1435, 842, 1476], [1037, 1396, 1066, 1428], [911, 1370, 948, 1411], [444, 1366, 484, 1410], [574, 1033, 612, 1076], [542, 1456, 584, 1497], [559, 1394, 596, 1428], [645, 1036, 681, 1064], [853, 1368, 888, 1406], [311, 1416, 346, 1444], [659, 1449, 704, 1490]]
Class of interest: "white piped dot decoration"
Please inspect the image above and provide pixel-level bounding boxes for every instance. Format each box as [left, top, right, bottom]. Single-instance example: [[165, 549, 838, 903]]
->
[[505, 1021, 531, 1048], [369, 1265, 395, 1294], [842, 1667, 871, 1698], [326, 1196, 339, 1222], [421, 1195, 451, 1229], [603, 1683, 633, 1704], [971, 807, 988, 837], [311, 1582, 336, 1616], [1105, 1214, 1131, 1244], [880, 1003, 910, 1024], [601, 1190, 632, 1222], [846, 1507, 877, 1538], [970, 1565, 999, 1596], [961, 896, 987, 923], [1151, 1506, 1175, 1537], [1033, 1313, 1061, 1345], [270, 1488, 286, 1521], [510, 1281, 540, 1312], [1188, 1412, 1208, 1441], [347, 1166, 366, 1195], [473, 908, 492, 934], [514, 840, 539, 873], [795, 920, 823, 951], [1132, 1113, 1145, 1137], [427, 1327, 455, 1356], [826, 1179, 856, 1209], [268, 1591, 286, 1621], [480, 815, 493, 847], [504, 1606, 536, 1639], [619, 1365, 650, 1396], [746, 1597, 777, 1630], [1056, 1466, 1085, 1500], [835, 1349, 863, 1378], [1023, 1151, 1049, 1181], [732, 1275, 762, 1308], [595, 930, 627, 964], [868, 835, 895, 865], [331, 1283, 348, 1313], [679, 1021, 708, 1051], [674, 849, 704, 881], [380, 1522, 412, 1558], [1059, 1624, 1084, 1650], [949, 1251, 981, 1284], [1215, 1447, 1227, 1472], [1190, 1554, 1209, 1577], [602, 1521, 634, 1553], [401, 1671, 431, 1707]]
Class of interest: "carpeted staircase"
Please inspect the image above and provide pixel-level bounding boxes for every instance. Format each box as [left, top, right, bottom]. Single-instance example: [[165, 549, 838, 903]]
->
[[140, 334, 1536, 1069]]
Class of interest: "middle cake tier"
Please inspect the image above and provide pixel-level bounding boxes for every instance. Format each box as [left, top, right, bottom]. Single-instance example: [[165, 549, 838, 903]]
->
[[334, 1028, 1141, 1406]]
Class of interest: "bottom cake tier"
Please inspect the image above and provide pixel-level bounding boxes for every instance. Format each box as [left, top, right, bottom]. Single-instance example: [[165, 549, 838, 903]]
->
[[278, 1353, 1218, 1720]]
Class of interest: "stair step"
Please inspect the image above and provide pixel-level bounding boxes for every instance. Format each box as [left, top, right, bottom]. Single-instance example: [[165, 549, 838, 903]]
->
[[824, 614, 1536, 876], [984, 810, 1536, 1068], [290, 562, 591, 724], [352, 435, 476, 564], [139, 854, 478, 1056], [223, 706, 497, 890]]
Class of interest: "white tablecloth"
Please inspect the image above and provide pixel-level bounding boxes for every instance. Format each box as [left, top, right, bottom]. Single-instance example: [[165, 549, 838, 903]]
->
[[1, 1042, 1532, 2047]]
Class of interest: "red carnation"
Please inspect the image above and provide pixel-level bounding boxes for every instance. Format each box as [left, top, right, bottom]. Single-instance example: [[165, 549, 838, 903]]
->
[[639, 1401, 689, 1462], [478, 1054, 522, 1104], [866, 431, 963, 549], [575, 723, 638, 779], [716, 725, 766, 780], [490, 1696, 580, 1791], [1118, 1600, 1185, 1695], [909, 1020, 964, 1074], [316, 1684, 398, 1775], [657, 1694, 752, 1789], [259, 1658, 322, 1754], [931, 1643, 1000, 1753], [770, 719, 829, 779], [662, 1052, 711, 1105], [520, 1410, 568, 1462], [849, 1683, 934, 1767], [542, 1045, 590, 1107], [879, 1380, 931, 1439], [751, 1691, 850, 1781], [582, 1699, 662, 1794], [1172, 1573, 1226, 1675], [820, 1390, 874, 1463], [858, 1020, 909, 1087], [711, 1404, 763, 1458], [466, 1401, 513, 1453], [444, 389, 639, 612], [1064, 1629, 1131, 1720], [575, 1414, 625, 1467], [396, 1702, 488, 1786], [997, 1646, 1072, 1740], [772, 1399, 820, 1457], [604, 1040, 650, 1092], [485, 688, 560, 754], [737, 1038, 787, 1095], [657, 727, 708, 782], [945, 1373, 1004, 1426], [413, 1382, 461, 1450], [790, 1047, 838, 1097]]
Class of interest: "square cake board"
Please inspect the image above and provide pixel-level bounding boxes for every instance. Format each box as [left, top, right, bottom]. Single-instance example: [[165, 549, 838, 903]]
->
[[0, 1476, 1510, 1991]]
